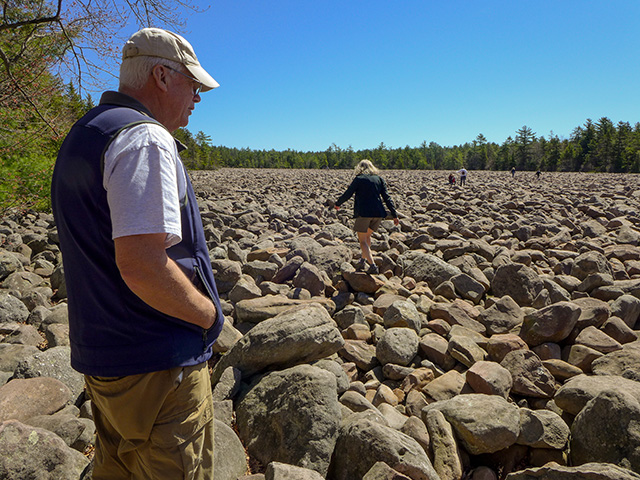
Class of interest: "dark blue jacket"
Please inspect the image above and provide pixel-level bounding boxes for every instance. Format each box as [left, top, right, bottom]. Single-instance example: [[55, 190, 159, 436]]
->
[[336, 174, 398, 219], [51, 91, 224, 377]]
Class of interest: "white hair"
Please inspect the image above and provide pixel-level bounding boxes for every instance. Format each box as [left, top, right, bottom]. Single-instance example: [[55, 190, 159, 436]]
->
[[354, 159, 379, 176], [119, 56, 183, 90]]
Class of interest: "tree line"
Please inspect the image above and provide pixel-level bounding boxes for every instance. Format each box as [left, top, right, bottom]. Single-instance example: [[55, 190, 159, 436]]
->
[[175, 120, 640, 174]]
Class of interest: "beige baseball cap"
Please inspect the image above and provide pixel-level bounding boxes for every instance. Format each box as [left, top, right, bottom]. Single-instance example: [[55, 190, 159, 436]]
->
[[122, 27, 219, 91]]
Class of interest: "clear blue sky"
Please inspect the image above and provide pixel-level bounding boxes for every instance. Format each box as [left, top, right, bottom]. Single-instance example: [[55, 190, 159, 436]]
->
[[105, 1, 640, 152]]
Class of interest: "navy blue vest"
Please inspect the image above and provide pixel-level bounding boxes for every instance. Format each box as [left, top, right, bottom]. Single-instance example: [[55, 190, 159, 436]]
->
[[51, 92, 224, 376]]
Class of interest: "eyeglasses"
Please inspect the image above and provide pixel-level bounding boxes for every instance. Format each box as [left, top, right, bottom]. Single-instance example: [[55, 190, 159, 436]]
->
[[163, 65, 202, 96]]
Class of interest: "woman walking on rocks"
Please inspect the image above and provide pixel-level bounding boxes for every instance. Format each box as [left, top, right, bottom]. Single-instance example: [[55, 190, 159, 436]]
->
[[334, 159, 399, 274]]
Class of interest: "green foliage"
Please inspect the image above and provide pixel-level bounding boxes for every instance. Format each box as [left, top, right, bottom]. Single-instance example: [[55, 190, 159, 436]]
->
[[0, 153, 54, 212], [171, 118, 640, 174], [0, 79, 93, 214]]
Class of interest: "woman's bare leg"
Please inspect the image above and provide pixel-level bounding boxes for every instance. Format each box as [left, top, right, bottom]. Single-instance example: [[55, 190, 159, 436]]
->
[[357, 229, 375, 265]]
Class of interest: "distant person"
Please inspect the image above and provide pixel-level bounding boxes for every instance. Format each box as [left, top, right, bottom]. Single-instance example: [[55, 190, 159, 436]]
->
[[458, 167, 468, 186], [334, 159, 399, 274], [511, 166, 516, 177], [536, 169, 541, 180], [51, 28, 223, 479], [448, 172, 456, 186]]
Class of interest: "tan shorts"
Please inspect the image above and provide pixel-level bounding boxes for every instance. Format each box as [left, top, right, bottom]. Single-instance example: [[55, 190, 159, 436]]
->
[[354, 217, 383, 233], [85, 362, 214, 480]]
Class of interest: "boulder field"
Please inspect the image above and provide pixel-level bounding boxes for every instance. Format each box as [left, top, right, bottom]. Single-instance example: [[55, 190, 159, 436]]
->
[[1, 168, 640, 480]]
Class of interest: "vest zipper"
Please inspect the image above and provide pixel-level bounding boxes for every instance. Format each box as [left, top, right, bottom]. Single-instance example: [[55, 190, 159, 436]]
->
[[194, 264, 218, 352]]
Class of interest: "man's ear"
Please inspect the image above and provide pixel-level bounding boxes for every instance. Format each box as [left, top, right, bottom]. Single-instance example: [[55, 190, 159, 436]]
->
[[151, 64, 170, 93]]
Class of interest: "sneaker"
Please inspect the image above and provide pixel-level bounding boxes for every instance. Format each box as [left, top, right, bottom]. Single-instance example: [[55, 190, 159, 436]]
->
[[367, 263, 379, 274], [355, 258, 367, 271]]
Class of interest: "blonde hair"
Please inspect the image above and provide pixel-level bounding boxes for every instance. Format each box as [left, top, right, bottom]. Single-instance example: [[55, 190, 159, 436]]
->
[[119, 56, 183, 90], [354, 159, 379, 176]]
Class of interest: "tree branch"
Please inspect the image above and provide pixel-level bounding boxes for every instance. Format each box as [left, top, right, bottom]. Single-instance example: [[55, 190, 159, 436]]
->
[[0, 0, 62, 32]]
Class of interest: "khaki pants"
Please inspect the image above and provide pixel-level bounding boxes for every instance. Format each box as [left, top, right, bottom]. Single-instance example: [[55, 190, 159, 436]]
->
[[85, 362, 214, 480]]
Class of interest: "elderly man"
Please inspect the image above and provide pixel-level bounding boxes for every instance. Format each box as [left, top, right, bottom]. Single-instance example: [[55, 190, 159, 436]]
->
[[51, 28, 224, 479]]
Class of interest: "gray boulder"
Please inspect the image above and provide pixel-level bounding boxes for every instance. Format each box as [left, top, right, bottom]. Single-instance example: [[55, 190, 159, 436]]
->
[[571, 297, 610, 332], [570, 389, 640, 472], [610, 294, 640, 329], [601, 316, 638, 344], [0, 292, 28, 325], [242, 260, 278, 281], [212, 303, 344, 383], [363, 462, 414, 480], [419, 333, 456, 371], [211, 318, 243, 354], [554, 374, 640, 415], [574, 326, 622, 354], [42, 324, 70, 348], [272, 255, 304, 284], [422, 370, 466, 403], [329, 416, 439, 480], [228, 275, 262, 304], [234, 294, 335, 324], [1, 271, 45, 294], [265, 461, 325, 480], [541, 277, 571, 303], [466, 361, 513, 398], [402, 252, 462, 289], [423, 393, 520, 455], [0, 377, 73, 423], [312, 358, 350, 394], [491, 263, 544, 307], [0, 251, 23, 281], [501, 349, 557, 398], [383, 300, 423, 334], [293, 262, 326, 297], [232, 211, 265, 229], [288, 237, 352, 279], [376, 327, 419, 366], [40, 302, 69, 326], [477, 295, 523, 336], [0, 344, 39, 373], [342, 271, 387, 294], [516, 408, 569, 449], [210, 259, 243, 293], [339, 390, 378, 414], [212, 366, 242, 402], [236, 365, 341, 477], [590, 342, 640, 380], [519, 302, 581, 347], [333, 305, 367, 331], [0, 323, 42, 346], [213, 419, 249, 480], [425, 409, 463, 480], [450, 272, 486, 304], [0, 420, 90, 479], [447, 334, 486, 368], [340, 340, 378, 371], [50, 264, 67, 299], [505, 462, 640, 479], [570, 251, 613, 280], [25, 412, 95, 452], [429, 300, 485, 333], [12, 346, 84, 400]]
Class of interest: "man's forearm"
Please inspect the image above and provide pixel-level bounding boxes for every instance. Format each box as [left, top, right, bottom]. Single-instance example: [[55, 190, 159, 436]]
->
[[115, 233, 217, 329]]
